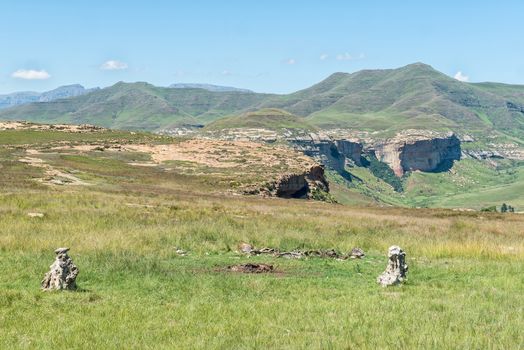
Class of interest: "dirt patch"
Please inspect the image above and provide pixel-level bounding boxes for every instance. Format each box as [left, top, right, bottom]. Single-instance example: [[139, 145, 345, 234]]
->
[[124, 139, 316, 171], [226, 263, 274, 273], [19, 153, 88, 186]]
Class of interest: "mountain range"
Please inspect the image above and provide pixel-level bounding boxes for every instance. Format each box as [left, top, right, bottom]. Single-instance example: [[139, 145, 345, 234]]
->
[[0, 84, 99, 110], [1, 63, 523, 141]]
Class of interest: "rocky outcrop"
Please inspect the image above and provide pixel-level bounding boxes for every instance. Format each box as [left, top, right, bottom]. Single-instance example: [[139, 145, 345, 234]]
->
[[377, 246, 408, 287], [290, 133, 363, 172], [273, 165, 329, 199], [41, 248, 79, 291], [463, 150, 504, 160], [336, 140, 363, 166], [373, 131, 461, 176]]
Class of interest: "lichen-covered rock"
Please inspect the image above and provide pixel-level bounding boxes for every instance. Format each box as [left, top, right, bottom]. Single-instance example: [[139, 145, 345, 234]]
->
[[41, 247, 79, 291], [377, 246, 408, 287]]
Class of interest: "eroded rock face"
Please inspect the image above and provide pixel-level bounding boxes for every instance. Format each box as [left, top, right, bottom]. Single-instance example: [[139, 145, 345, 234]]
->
[[374, 131, 461, 176], [274, 165, 329, 198], [377, 246, 408, 287], [290, 133, 363, 172], [41, 248, 79, 291], [336, 140, 363, 166]]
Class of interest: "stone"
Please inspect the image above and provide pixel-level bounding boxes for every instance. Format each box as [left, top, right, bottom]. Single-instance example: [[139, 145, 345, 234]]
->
[[377, 246, 408, 287], [349, 247, 365, 259], [41, 247, 79, 291], [27, 212, 44, 218]]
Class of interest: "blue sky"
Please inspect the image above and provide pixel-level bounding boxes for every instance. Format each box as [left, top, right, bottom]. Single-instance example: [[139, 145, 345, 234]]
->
[[1, 0, 523, 94]]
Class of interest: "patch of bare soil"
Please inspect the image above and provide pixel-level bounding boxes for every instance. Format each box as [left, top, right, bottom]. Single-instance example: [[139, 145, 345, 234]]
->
[[124, 139, 316, 171], [19, 151, 88, 186], [226, 263, 274, 273]]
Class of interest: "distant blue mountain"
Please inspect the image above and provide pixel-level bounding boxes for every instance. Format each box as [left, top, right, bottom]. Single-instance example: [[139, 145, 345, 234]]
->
[[0, 84, 99, 109]]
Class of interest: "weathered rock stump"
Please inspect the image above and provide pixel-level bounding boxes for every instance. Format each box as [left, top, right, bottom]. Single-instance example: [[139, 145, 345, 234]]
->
[[377, 245, 408, 287], [41, 247, 79, 291]]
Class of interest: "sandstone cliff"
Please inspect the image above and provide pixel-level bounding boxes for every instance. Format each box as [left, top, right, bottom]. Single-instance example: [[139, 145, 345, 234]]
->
[[270, 165, 330, 199], [373, 130, 461, 176], [289, 133, 363, 173]]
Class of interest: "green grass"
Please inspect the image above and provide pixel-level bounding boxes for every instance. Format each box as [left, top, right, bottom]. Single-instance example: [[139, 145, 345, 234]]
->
[[332, 157, 524, 210], [1, 190, 524, 349], [403, 159, 524, 209], [1, 127, 524, 348]]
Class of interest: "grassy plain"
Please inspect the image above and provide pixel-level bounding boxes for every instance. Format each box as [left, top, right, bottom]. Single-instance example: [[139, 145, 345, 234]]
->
[[0, 128, 523, 349]]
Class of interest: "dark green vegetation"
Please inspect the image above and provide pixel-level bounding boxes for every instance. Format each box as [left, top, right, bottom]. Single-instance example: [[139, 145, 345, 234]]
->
[[332, 157, 524, 210], [2, 63, 524, 142], [361, 154, 404, 192]]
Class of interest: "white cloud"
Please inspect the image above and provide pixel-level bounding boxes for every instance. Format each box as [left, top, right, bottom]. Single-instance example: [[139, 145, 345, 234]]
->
[[100, 60, 128, 70], [285, 58, 296, 65], [11, 69, 51, 80], [336, 53, 353, 61], [454, 71, 469, 82], [222, 70, 232, 76], [335, 52, 365, 61], [320, 54, 329, 61]]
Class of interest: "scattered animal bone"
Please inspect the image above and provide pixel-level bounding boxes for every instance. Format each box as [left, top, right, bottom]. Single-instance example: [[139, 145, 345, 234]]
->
[[349, 247, 365, 259], [277, 251, 304, 259], [238, 242, 254, 254], [41, 247, 79, 291], [377, 245, 408, 287], [175, 248, 187, 256], [240, 243, 365, 260], [227, 263, 274, 273]]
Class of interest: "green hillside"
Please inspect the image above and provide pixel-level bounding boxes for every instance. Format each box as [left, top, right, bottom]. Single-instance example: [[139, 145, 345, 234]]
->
[[258, 63, 524, 139], [0, 82, 271, 131], [205, 108, 316, 131], [1, 63, 524, 141]]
